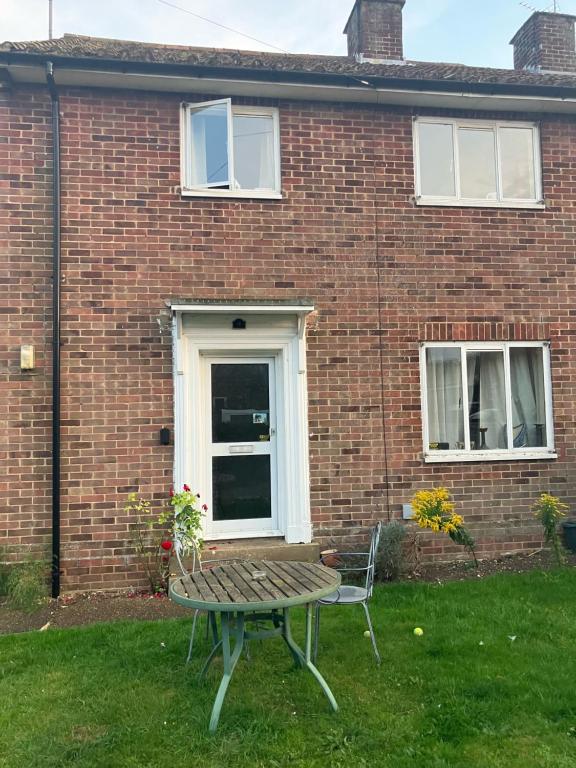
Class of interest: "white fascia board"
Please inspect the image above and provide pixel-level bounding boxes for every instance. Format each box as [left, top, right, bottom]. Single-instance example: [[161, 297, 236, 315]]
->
[[171, 303, 315, 315], [7, 62, 576, 114]]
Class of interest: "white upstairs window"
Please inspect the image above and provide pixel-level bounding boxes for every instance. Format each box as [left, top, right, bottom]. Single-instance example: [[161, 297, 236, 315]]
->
[[420, 342, 556, 462], [181, 99, 281, 199], [414, 118, 543, 208]]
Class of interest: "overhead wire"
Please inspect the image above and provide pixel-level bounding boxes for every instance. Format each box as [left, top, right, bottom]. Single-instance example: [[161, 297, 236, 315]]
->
[[155, 0, 290, 53]]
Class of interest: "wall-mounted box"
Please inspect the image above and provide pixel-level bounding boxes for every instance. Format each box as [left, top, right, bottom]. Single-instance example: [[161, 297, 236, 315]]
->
[[402, 503, 415, 520], [20, 345, 35, 371]]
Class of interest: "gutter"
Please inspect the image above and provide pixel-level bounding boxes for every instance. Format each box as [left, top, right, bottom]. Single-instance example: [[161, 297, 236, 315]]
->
[[46, 61, 61, 599], [4, 51, 576, 102]]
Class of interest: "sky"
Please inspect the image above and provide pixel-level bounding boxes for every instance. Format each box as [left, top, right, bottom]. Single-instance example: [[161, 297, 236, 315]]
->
[[2, 0, 576, 69]]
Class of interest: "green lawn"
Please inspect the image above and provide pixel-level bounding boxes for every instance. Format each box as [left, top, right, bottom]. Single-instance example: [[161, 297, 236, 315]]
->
[[1, 570, 575, 768]]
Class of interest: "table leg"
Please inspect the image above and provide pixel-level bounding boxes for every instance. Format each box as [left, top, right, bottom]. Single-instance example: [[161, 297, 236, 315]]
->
[[281, 608, 305, 668], [280, 606, 338, 712], [303, 603, 338, 712], [209, 612, 219, 647], [209, 611, 245, 733]]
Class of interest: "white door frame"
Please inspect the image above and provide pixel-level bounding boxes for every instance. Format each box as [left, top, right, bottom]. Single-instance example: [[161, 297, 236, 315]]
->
[[172, 306, 313, 543], [203, 354, 279, 538]]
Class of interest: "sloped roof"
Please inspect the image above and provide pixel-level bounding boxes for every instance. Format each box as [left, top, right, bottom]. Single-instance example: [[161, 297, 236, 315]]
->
[[2, 33, 576, 91]]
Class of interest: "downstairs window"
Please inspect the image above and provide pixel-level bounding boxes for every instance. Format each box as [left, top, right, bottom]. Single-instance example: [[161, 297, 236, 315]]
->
[[420, 342, 555, 462]]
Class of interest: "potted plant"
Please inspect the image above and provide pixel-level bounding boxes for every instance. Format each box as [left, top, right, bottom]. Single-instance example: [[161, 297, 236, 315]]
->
[[563, 520, 576, 554]]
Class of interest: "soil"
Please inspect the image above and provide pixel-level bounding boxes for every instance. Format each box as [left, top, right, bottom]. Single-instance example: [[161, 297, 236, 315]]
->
[[1, 550, 574, 637]]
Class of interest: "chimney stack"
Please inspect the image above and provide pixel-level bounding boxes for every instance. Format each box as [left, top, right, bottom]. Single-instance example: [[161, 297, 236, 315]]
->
[[511, 12, 576, 73], [344, 0, 406, 62]]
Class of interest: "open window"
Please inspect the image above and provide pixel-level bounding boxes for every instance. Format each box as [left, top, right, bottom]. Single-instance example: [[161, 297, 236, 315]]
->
[[181, 99, 281, 198], [420, 342, 556, 462]]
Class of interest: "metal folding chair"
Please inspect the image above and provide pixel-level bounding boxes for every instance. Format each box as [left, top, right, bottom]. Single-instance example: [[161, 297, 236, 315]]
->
[[173, 533, 240, 663], [313, 521, 382, 665]]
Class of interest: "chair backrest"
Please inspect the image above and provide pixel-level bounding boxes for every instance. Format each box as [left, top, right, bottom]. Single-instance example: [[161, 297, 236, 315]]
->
[[365, 521, 383, 598]]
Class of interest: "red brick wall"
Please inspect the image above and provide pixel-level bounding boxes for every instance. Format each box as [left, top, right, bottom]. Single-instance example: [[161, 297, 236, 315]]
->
[[0, 85, 53, 568], [2, 83, 576, 590]]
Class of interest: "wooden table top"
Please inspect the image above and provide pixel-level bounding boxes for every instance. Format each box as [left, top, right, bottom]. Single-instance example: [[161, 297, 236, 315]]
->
[[169, 560, 340, 612]]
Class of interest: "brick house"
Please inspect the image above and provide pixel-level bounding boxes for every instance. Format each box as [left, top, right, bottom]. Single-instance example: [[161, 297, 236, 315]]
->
[[2, 0, 576, 594]]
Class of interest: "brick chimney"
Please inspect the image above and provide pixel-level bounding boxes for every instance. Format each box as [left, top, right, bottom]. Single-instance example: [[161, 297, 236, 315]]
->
[[344, 0, 406, 62], [511, 12, 576, 73]]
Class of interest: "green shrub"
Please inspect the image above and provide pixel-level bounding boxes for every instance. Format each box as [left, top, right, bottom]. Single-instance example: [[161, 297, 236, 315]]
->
[[6, 559, 49, 612], [376, 521, 407, 581], [0, 563, 9, 597], [533, 493, 568, 565]]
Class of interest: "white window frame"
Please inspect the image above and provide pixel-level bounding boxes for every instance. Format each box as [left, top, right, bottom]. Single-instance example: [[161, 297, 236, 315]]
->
[[420, 341, 556, 463], [413, 117, 544, 209], [180, 99, 282, 199]]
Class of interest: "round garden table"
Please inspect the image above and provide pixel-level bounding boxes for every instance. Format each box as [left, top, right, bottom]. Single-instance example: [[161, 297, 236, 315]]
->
[[169, 559, 341, 732]]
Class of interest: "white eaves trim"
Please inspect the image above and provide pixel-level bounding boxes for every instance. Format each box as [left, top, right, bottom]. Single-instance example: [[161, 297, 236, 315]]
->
[[8, 63, 576, 115]]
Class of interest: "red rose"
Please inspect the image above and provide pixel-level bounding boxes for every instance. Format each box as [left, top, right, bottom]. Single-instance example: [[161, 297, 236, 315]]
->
[[169, 486, 174, 498], [183, 484, 191, 492], [202, 504, 208, 511], [160, 540, 172, 551]]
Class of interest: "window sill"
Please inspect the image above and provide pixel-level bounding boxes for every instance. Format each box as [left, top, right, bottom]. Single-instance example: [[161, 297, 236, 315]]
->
[[416, 198, 545, 210], [424, 450, 557, 464], [181, 188, 283, 200]]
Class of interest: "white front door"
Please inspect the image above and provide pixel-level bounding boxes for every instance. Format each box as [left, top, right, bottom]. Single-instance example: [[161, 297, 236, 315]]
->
[[203, 356, 278, 538]]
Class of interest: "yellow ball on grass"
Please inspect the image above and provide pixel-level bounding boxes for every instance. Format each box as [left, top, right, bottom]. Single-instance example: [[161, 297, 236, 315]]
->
[[413, 627, 424, 637]]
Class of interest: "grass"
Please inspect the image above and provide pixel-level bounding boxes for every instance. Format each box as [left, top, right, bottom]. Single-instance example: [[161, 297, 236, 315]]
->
[[1, 569, 575, 768]]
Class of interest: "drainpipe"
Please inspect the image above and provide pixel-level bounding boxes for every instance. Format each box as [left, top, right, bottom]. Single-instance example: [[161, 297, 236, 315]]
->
[[46, 61, 61, 599]]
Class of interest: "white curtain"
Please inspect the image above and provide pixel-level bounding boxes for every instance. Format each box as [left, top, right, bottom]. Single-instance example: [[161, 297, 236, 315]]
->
[[426, 349, 464, 448], [233, 115, 274, 190], [467, 351, 507, 450], [510, 348, 546, 447]]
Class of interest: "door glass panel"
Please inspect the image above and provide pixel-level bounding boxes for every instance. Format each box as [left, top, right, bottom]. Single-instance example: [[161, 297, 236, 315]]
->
[[213, 456, 271, 521], [211, 363, 270, 443]]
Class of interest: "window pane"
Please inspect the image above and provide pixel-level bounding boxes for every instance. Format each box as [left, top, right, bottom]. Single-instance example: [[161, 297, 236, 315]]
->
[[426, 348, 464, 449], [510, 347, 547, 447], [458, 128, 497, 200], [467, 350, 507, 450], [189, 102, 229, 187], [233, 114, 275, 190], [212, 456, 271, 521], [211, 363, 270, 443], [418, 122, 455, 197], [500, 127, 536, 200]]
